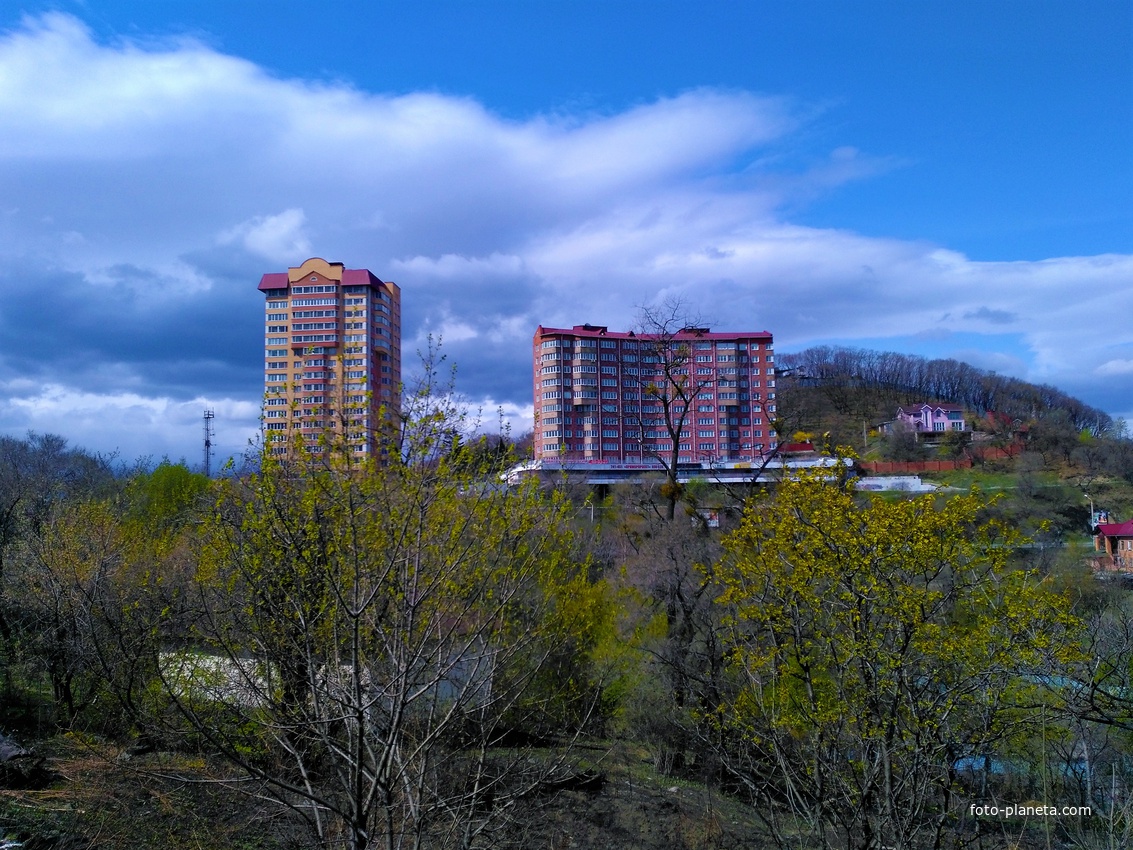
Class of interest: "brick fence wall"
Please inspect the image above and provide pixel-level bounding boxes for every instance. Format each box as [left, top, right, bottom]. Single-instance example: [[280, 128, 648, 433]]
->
[[859, 443, 1022, 475]]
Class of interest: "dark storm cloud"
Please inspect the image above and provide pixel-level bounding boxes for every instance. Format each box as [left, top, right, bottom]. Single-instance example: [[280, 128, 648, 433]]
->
[[439, 338, 535, 410], [0, 256, 265, 399]]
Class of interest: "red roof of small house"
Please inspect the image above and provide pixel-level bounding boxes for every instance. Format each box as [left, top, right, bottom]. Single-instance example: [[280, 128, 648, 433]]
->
[[1097, 520, 1133, 537]]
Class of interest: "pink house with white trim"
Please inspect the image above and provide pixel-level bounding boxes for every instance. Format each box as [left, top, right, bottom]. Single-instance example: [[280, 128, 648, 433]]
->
[[886, 403, 969, 436]]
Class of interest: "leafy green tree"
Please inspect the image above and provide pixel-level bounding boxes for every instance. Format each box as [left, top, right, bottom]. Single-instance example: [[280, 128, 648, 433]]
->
[[0, 433, 115, 705], [15, 501, 125, 722], [124, 459, 210, 532], [710, 463, 1080, 850], [9, 492, 191, 734]]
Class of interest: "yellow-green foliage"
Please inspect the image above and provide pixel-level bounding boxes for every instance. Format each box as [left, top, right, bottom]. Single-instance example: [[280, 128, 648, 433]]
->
[[170, 420, 625, 847], [190, 428, 615, 741], [712, 460, 1082, 844], [125, 460, 211, 533], [15, 496, 182, 731]]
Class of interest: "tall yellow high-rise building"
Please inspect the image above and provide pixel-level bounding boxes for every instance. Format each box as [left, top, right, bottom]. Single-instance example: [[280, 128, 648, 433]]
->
[[258, 257, 401, 458]]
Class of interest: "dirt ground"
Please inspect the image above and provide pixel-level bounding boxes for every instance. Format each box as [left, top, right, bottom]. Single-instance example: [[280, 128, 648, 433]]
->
[[0, 736, 774, 850], [0, 736, 1088, 850]]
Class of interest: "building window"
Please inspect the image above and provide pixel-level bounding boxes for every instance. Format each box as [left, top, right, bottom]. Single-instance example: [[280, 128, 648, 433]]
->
[[292, 285, 338, 294], [292, 297, 337, 307]]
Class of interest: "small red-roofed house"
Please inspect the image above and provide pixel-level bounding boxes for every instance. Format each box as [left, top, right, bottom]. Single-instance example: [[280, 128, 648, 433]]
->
[[1094, 519, 1133, 571]]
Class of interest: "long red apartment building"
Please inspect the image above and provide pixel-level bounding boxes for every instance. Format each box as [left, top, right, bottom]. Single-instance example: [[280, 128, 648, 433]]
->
[[258, 257, 401, 458], [533, 324, 777, 466]]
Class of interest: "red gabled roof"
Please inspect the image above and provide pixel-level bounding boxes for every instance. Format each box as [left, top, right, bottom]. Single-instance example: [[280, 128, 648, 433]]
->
[[342, 268, 384, 287], [258, 272, 290, 292], [258, 268, 386, 292], [1097, 520, 1133, 537]]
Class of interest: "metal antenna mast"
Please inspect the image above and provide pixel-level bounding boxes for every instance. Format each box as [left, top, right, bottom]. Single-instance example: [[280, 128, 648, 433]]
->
[[203, 409, 215, 477]]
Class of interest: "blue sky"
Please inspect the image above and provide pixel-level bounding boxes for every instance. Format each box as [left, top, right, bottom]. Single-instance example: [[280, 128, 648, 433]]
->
[[0, 1, 1129, 461]]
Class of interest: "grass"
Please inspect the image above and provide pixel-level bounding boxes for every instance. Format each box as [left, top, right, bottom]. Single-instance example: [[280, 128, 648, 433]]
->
[[920, 467, 1034, 491]]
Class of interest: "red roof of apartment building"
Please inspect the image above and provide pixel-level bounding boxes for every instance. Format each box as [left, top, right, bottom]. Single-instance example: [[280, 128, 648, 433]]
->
[[536, 324, 772, 341]]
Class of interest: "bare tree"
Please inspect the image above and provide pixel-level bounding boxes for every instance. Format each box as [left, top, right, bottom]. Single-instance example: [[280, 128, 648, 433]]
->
[[621, 299, 717, 521], [159, 360, 611, 850]]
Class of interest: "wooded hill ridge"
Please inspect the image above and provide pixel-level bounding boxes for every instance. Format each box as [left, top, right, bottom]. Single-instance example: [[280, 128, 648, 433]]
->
[[778, 346, 1113, 436]]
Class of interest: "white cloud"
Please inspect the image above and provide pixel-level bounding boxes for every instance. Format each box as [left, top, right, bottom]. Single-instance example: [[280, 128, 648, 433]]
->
[[221, 208, 312, 262], [427, 319, 479, 345], [2, 383, 260, 461], [472, 399, 537, 438], [0, 12, 1130, 458], [1097, 360, 1133, 377], [394, 252, 527, 280]]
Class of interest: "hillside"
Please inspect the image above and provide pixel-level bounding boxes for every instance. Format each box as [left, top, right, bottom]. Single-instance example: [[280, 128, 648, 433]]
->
[[776, 345, 1133, 536], [776, 346, 1113, 442]]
